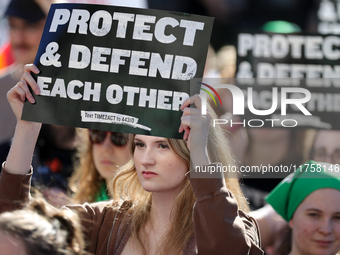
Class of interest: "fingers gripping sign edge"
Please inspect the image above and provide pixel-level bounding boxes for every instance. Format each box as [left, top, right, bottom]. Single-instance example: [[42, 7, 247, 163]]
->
[[180, 94, 202, 111], [17, 80, 36, 104], [7, 64, 42, 121], [23, 64, 41, 95], [179, 94, 207, 141]]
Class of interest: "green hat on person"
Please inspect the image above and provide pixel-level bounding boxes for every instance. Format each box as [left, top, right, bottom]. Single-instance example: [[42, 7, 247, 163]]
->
[[265, 160, 340, 222], [262, 20, 301, 34]]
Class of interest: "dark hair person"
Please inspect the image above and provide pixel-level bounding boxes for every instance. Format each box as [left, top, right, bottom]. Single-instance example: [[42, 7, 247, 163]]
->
[[0, 198, 84, 255], [0, 64, 264, 255]]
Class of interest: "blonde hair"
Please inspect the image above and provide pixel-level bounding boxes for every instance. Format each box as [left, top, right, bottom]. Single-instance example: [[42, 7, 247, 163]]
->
[[216, 45, 237, 78], [69, 129, 104, 204], [110, 104, 248, 255]]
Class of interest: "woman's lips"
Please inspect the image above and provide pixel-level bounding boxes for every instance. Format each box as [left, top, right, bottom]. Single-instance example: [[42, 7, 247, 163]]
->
[[142, 171, 158, 178], [101, 160, 114, 165], [314, 240, 333, 247]]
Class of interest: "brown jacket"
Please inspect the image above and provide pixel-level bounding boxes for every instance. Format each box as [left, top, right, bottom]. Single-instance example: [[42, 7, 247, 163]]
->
[[0, 165, 263, 255]]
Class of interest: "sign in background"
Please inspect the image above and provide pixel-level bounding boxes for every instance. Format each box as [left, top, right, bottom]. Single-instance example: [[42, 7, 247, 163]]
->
[[22, 3, 214, 139], [234, 32, 340, 129], [317, 0, 340, 35]]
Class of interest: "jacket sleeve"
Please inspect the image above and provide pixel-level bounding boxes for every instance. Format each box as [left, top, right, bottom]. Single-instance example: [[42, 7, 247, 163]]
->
[[0, 166, 32, 213], [0, 165, 124, 255], [63, 201, 113, 255], [189, 163, 264, 255]]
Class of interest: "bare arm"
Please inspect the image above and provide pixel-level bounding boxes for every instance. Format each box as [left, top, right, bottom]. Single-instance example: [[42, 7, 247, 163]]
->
[[5, 64, 41, 174]]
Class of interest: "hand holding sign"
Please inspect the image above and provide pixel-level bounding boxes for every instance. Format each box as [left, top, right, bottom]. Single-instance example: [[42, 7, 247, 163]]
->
[[179, 94, 211, 167], [22, 3, 214, 139], [6, 64, 42, 176], [7, 64, 41, 120]]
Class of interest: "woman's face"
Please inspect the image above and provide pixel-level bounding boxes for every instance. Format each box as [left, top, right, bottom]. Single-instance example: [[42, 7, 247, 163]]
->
[[289, 188, 340, 255], [92, 132, 131, 181], [0, 231, 27, 255], [247, 128, 290, 144], [133, 135, 188, 194], [313, 130, 340, 165]]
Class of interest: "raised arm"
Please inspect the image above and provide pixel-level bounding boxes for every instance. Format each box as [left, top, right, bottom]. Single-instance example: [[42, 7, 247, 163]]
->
[[0, 64, 41, 212], [179, 94, 210, 167], [179, 95, 263, 255], [5, 64, 41, 175]]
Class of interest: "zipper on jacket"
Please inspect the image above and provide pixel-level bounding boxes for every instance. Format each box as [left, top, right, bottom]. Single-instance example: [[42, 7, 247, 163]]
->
[[107, 210, 120, 255]]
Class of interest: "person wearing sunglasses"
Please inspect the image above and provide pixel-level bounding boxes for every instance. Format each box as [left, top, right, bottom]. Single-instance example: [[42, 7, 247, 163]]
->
[[1, 64, 263, 255], [69, 129, 130, 203]]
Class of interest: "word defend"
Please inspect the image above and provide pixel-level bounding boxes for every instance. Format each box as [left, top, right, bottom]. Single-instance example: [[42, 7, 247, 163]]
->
[[23, 3, 214, 139]]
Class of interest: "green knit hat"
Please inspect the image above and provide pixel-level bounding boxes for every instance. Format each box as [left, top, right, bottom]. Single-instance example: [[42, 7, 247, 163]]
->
[[265, 160, 340, 222]]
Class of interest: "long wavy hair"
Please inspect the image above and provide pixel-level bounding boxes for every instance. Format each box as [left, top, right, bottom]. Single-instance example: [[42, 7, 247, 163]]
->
[[110, 104, 249, 255], [69, 129, 106, 204]]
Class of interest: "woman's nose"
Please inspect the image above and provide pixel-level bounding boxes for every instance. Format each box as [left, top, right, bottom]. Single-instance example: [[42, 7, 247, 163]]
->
[[318, 218, 333, 235], [101, 133, 114, 149], [139, 149, 156, 166]]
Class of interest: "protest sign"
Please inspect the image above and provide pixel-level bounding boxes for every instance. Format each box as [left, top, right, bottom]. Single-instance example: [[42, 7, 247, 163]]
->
[[316, 0, 340, 34], [231, 32, 340, 129], [53, 0, 148, 9], [22, 3, 214, 139]]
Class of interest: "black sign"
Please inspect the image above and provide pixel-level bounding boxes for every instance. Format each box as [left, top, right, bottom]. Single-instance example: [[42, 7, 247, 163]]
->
[[316, 0, 340, 35], [233, 32, 340, 129], [22, 3, 214, 139]]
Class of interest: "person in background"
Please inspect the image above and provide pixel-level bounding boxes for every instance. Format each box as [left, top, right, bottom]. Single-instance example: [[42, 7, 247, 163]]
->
[[0, 198, 84, 255], [241, 128, 312, 209], [1, 64, 263, 254], [216, 45, 237, 79], [310, 130, 340, 165], [266, 161, 340, 255], [0, 0, 50, 144], [69, 129, 131, 203], [203, 44, 220, 78], [29, 124, 76, 207], [251, 129, 340, 254], [0, 0, 77, 208]]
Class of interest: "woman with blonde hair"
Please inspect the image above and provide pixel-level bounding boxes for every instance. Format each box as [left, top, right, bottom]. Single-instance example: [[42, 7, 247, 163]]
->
[[0, 64, 263, 255], [69, 129, 130, 203], [109, 104, 249, 254]]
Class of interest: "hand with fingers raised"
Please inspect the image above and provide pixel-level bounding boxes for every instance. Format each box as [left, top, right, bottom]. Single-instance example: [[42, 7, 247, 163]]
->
[[7, 64, 41, 121], [179, 94, 211, 167], [5, 64, 42, 175]]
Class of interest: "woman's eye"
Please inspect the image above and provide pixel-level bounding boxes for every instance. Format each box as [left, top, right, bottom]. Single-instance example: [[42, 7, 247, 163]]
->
[[308, 213, 320, 218], [134, 142, 145, 148], [333, 215, 340, 220], [159, 144, 169, 149]]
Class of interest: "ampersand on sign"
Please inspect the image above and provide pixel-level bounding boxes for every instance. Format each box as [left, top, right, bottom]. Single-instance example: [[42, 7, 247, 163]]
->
[[40, 42, 62, 67]]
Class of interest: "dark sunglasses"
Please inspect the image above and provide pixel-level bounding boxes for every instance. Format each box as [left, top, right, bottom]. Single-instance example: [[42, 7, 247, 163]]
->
[[89, 130, 128, 146]]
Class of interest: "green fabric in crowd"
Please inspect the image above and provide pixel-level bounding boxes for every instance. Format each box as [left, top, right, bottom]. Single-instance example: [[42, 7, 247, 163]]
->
[[95, 181, 110, 202], [262, 20, 301, 33], [265, 160, 340, 222]]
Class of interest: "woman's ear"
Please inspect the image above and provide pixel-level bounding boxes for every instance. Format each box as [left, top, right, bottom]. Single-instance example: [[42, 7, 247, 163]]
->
[[289, 218, 293, 228]]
